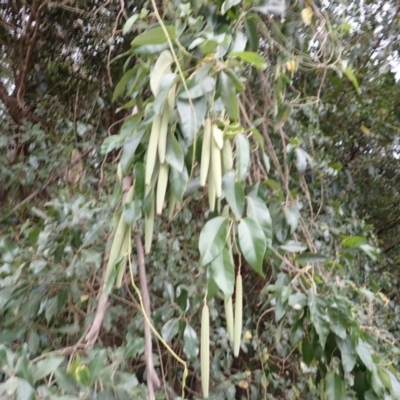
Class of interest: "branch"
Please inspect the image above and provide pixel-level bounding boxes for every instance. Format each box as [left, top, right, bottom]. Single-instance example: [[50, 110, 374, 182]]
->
[[134, 232, 161, 398]]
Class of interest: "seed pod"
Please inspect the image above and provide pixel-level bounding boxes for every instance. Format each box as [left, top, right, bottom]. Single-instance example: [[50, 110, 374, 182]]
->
[[156, 163, 169, 215], [158, 105, 170, 164], [115, 226, 131, 288], [212, 125, 224, 150], [207, 165, 216, 212], [144, 197, 155, 254], [200, 118, 212, 187], [222, 139, 233, 173], [233, 274, 243, 357], [167, 191, 176, 220], [201, 303, 210, 399], [145, 115, 161, 185], [224, 296, 234, 344], [211, 135, 222, 198], [167, 84, 176, 123]]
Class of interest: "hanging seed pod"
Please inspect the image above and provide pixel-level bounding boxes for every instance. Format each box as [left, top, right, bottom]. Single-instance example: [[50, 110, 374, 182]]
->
[[233, 274, 243, 357], [201, 303, 210, 399]]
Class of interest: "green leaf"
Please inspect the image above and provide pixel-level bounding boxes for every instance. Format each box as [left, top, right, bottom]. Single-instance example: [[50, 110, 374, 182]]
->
[[183, 323, 199, 361], [112, 67, 138, 102], [283, 206, 300, 234], [341, 236, 367, 248], [280, 241, 307, 253], [124, 337, 145, 358], [179, 77, 216, 100], [219, 71, 239, 121], [229, 51, 267, 70], [275, 295, 288, 322], [123, 199, 142, 225], [288, 292, 307, 309], [54, 369, 79, 394], [170, 165, 189, 201], [88, 350, 107, 386], [377, 367, 392, 391], [33, 356, 64, 383], [244, 15, 258, 52], [335, 335, 356, 373], [222, 0, 241, 13], [166, 135, 184, 172], [120, 130, 145, 172], [301, 336, 314, 365], [290, 319, 304, 346], [75, 365, 90, 387], [308, 289, 330, 348], [246, 195, 273, 252], [254, 0, 286, 14], [296, 253, 328, 265], [388, 371, 400, 397], [101, 134, 125, 155], [295, 148, 311, 173], [131, 25, 175, 47], [161, 318, 180, 342], [123, 14, 139, 34], [177, 97, 207, 144], [199, 217, 228, 266], [359, 244, 381, 261], [15, 355, 34, 386], [371, 366, 385, 397], [153, 73, 178, 114], [325, 372, 345, 400], [236, 133, 250, 181], [222, 171, 245, 220], [238, 217, 266, 276], [343, 66, 361, 94], [356, 340, 374, 371], [210, 247, 235, 298]]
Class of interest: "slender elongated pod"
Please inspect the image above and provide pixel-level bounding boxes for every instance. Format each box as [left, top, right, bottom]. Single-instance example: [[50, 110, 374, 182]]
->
[[201, 303, 210, 399], [233, 274, 243, 357]]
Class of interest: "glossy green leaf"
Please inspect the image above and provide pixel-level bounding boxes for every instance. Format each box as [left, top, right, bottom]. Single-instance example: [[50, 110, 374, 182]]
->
[[283, 206, 300, 234], [229, 51, 267, 70], [166, 135, 184, 172], [162, 318, 180, 342], [123, 14, 139, 34], [15, 355, 34, 385], [236, 133, 250, 181], [219, 71, 239, 121], [88, 350, 107, 385], [343, 66, 361, 94], [342, 236, 367, 248], [290, 319, 304, 346], [335, 335, 356, 373], [308, 289, 330, 348], [54, 370, 79, 394], [33, 356, 64, 383], [170, 165, 189, 201], [244, 15, 258, 52], [112, 67, 138, 102], [123, 199, 142, 225], [210, 247, 235, 298], [222, 171, 245, 220], [296, 253, 328, 265], [101, 134, 125, 155], [120, 130, 145, 172], [183, 323, 199, 361], [238, 217, 266, 276], [280, 241, 307, 253], [177, 97, 207, 143], [325, 372, 345, 400], [356, 340, 374, 371], [222, 0, 241, 13], [246, 195, 273, 252], [131, 26, 175, 47], [371, 366, 385, 396], [75, 365, 90, 387], [359, 244, 381, 261], [301, 336, 314, 366], [179, 77, 216, 100], [199, 217, 228, 266]]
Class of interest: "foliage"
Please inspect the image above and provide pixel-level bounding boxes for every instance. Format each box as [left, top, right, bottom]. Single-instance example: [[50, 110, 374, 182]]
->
[[1, 0, 400, 399]]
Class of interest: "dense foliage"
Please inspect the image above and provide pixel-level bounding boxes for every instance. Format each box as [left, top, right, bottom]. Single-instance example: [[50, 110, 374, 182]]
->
[[0, 0, 399, 399]]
